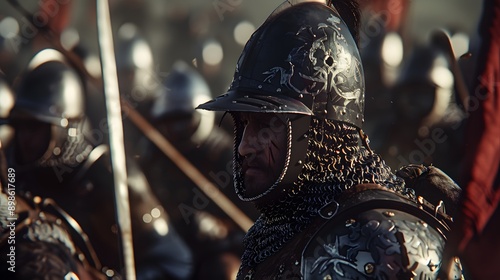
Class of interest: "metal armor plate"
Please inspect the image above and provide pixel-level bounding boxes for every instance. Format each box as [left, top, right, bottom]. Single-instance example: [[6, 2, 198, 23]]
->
[[301, 190, 464, 279]]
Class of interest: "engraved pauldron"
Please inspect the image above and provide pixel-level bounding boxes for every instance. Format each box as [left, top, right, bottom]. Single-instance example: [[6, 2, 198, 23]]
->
[[301, 189, 464, 279]]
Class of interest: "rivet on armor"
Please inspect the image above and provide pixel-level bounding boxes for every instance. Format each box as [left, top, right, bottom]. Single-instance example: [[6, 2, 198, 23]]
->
[[244, 95, 249, 98], [417, 196, 424, 204], [295, 260, 299, 266], [56, 219, 62, 225], [298, 160, 303, 165], [364, 263, 375, 274], [345, 218, 356, 226], [64, 272, 79, 280], [262, 106, 267, 109], [299, 94, 304, 98], [34, 196, 42, 204], [383, 211, 395, 217], [105, 269, 115, 277], [418, 220, 428, 227], [258, 85, 263, 89], [232, 100, 237, 104], [277, 88, 282, 92], [78, 253, 85, 261], [323, 275, 332, 280]]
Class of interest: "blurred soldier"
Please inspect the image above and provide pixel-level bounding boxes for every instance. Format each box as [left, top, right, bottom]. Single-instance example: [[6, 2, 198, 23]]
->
[[380, 41, 466, 180], [197, 0, 463, 278], [115, 23, 161, 116], [112, 23, 163, 157], [7, 49, 192, 280], [0, 78, 107, 280], [138, 60, 258, 279], [357, 0, 409, 150]]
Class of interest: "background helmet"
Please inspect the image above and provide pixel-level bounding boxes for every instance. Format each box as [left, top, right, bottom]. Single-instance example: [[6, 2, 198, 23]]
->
[[392, 44, 456, 128], [11, 49, 85, 126], [10, 49, 92, 167], [0, 73, 15, 147], [198, 2, 365, 201], [151, 60, 214, 145], [115, 23, 161, 112]]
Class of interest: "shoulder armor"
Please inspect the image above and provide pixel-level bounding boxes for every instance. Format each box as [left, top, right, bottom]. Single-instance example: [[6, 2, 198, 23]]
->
[[0, 192, 116, 279], [302, 186, 464, 279]]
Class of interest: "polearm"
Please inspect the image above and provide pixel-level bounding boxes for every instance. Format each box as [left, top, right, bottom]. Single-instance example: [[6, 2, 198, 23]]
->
[[95, 0, 136, 279]]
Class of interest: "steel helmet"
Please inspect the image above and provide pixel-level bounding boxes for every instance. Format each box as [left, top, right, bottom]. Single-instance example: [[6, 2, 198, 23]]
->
[[10, 49, 85, 127], [197, 2, 365, 201], [151, 60, 215, 145], [10, 49, 92, 168], [115, 23, 160, 108], [197, 2, 364, 128], [0, 73, 15, 147]]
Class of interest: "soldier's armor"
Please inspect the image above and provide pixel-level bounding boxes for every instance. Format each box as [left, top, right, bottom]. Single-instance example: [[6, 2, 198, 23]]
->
[[197, 2, 465, 279], [235, 184, 463, 280], [0, 190, 113, 280], [301, 185, 463, 280], [13, 145, 193, 279]]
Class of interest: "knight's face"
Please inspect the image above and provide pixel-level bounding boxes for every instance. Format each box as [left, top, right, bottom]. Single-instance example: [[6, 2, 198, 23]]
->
[[237, 112, 288, 198]]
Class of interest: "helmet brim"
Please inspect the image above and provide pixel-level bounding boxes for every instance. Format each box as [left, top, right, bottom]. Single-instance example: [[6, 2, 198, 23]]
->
[[196, 89, 313, 115]]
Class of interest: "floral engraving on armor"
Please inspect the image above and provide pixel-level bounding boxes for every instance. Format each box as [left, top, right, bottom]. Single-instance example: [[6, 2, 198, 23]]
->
[[308, 216, 450, 279], [311, 219, 403, 279], [262, 14, 363, 110], [26, 220, 76, 255]]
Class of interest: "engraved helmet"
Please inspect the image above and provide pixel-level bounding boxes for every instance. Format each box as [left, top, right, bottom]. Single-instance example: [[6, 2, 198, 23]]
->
[[197, 2, 365, 201], [197, 2, 364, 126]]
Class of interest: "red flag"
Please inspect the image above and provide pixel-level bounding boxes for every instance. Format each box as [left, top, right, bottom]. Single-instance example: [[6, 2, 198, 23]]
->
[[440, 0, 500, 278]]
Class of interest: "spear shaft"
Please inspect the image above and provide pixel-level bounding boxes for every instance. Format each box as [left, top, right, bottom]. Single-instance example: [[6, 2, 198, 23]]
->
[[96, 0, 136, 279]]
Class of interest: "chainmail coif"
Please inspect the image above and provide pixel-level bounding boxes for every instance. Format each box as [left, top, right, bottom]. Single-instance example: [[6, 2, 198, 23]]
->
[[238, 117, 414, 270]]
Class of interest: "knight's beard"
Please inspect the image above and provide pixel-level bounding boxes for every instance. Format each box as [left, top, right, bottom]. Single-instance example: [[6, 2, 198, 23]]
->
[[242, 145, 284, 199]]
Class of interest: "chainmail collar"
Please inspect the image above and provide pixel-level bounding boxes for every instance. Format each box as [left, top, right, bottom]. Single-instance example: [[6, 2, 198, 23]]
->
[[38, 122, 94, 168], [238, 118, 413, 272]]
